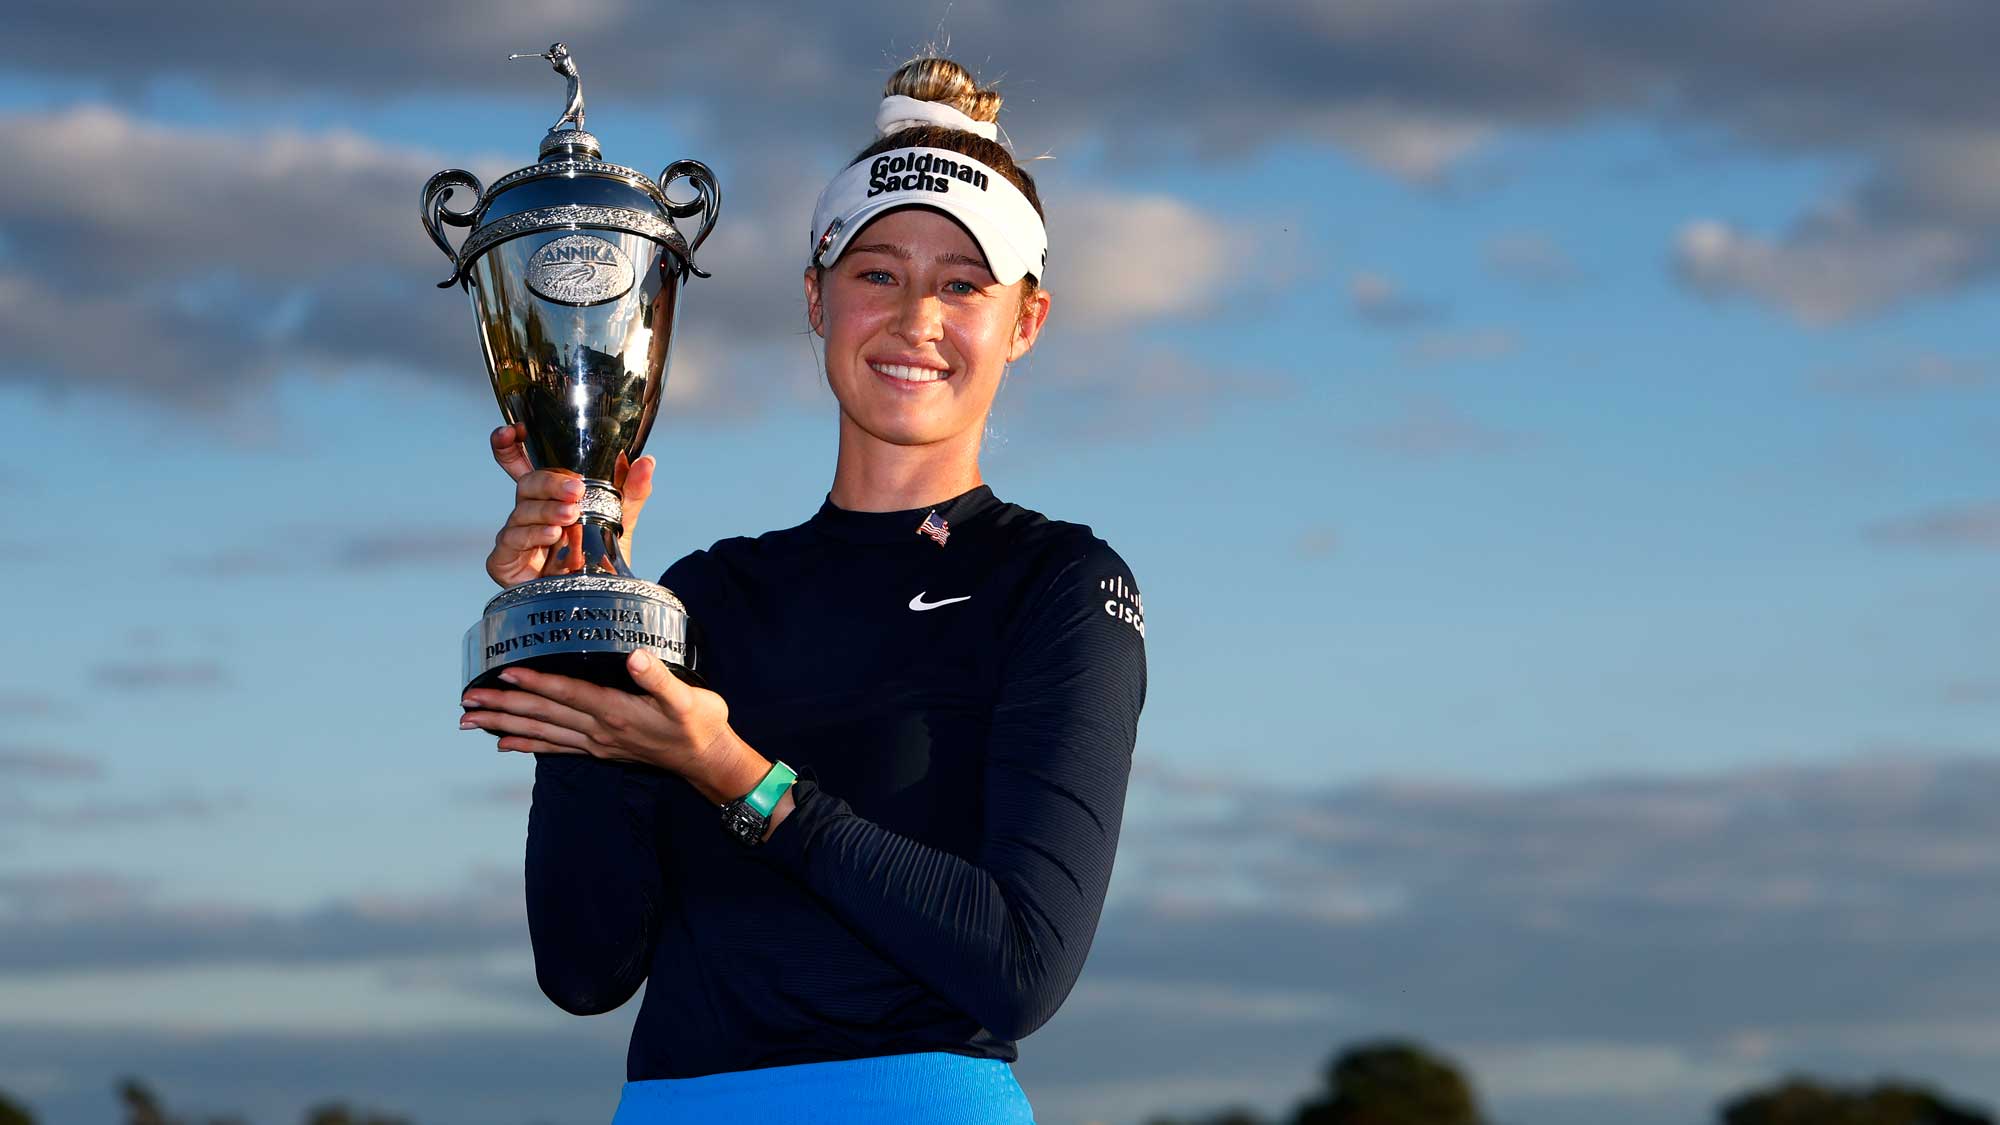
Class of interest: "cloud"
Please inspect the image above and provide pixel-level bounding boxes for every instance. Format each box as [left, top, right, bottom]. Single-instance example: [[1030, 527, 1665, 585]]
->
[[0, 692, 69, 718], [0, 105, 1267, 433], [1113, 751, 2000, 1019], [1673, 211, 1982, 326], [12, 751, 2000, 1123], [693, 172, 1289, 432], [1944, 680, 2000, 706], [0, 107, 495, 401], [1295, 526, 1338, 559], [1486, 230, 1581, 285], [451, 780, 533, 807], [167, 522, 500, 578], [0, 871, 154, 917], [1069, 749, 2000, 1121], [11, 1, 2000, 325], [1456, 1039, 1766, 1103], [997, 335, 1292, 442], [0, 793, 244, 831], [1862, 502, 2000, 550], [0, 106, 786, 423], [164, 547, 327, 579], [87, 659, 229, 691], [0, 3, 1617, 186], [1811, 353, 1994, 395], [3, 3, 1537, 171], [1312, 101, 1497, 184], [1403, 326, 1519, 365], [1343, 271, 1516, 365], [0, 748, 101, 781], [1348, 271, 1445, 327], [1049, 192, 1245, 328], [1129, 757, 1272, 801], [0, 865, 521, 974], [0, 747, 243, 831], [23, 0, 2000, 444], [1342, 397, 1517, 457], [0, 1022, 632, 1125], [328, 528, 501, 573]]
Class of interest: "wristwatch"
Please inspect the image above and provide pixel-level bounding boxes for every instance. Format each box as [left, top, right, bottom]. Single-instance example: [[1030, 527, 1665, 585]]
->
[[718, 759, 798, 847]]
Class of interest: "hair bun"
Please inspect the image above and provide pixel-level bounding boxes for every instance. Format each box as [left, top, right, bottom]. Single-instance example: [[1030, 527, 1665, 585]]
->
[[884, 56, 1002, 125]]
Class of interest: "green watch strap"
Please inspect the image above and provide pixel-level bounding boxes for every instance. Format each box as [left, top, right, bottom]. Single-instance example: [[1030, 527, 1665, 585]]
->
[[741, 760, 797, 817]]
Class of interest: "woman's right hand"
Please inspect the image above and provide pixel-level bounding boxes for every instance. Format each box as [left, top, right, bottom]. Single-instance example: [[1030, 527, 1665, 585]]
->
[[486, 424, 655, 589]]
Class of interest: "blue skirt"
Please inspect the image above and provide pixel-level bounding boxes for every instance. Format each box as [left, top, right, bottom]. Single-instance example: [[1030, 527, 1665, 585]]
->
[[610, 1051, 1036, 1124]]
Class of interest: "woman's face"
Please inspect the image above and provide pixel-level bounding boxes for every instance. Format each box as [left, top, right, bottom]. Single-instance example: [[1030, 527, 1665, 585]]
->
[[805, 207, 1050, 450]]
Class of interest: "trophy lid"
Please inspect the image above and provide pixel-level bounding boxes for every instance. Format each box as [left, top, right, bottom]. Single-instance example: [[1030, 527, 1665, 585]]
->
[[420, 45, 721, 289], [538, 127, 602, 162]]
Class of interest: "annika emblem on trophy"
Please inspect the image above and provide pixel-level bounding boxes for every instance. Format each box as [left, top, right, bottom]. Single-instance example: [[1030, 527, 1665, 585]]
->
[[526, 234, 637, 305], [420, 43, 722, 694]]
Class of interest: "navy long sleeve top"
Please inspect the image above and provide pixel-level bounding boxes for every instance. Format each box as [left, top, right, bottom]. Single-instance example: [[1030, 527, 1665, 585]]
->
[[522, 483, 1148, 1078]]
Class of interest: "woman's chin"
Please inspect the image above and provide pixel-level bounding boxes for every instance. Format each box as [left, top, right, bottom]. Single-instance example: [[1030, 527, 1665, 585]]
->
[[867, 420, 951, 447], [843, 405, 965, 449]]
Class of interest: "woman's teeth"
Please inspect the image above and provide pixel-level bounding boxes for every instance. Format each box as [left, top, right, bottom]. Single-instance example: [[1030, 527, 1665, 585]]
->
[[871, 362, 948, 383]]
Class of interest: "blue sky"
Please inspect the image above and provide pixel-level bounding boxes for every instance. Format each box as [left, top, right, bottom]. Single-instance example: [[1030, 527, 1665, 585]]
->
[[3, 4, 1999, 1124]]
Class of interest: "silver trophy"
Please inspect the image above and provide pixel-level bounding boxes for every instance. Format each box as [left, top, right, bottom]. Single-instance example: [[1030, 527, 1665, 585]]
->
[[422, 43, 720, 693]]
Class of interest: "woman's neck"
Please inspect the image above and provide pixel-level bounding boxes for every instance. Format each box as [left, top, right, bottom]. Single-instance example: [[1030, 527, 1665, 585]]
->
[[827, 410, 984, 512]]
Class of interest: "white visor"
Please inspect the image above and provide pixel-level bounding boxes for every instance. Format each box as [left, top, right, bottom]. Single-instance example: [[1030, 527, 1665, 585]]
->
[[809, 147, 1047, 285]]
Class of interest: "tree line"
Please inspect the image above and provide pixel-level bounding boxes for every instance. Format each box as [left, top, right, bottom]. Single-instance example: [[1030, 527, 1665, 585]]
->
[[0, 1042, 1991, 1125], [1141, 1040, 1995, 1125], [0, 1081, 408, 1125]]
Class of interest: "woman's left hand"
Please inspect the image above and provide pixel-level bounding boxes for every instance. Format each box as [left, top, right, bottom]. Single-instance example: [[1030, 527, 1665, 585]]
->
[[460, 650, 733, 781]]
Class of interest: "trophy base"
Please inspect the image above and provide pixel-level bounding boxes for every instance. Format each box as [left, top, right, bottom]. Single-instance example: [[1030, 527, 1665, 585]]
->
[[463, 573, 701, 694]]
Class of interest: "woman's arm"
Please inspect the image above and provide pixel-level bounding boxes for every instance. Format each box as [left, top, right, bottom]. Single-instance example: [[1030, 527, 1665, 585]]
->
[[525, 753, 670, 1015], [752, 540, 1148, 1040], [520, 549, 710, 1016]]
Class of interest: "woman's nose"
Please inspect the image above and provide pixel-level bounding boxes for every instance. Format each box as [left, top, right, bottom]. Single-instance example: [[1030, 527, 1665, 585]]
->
[[893, 290, 944, 345]]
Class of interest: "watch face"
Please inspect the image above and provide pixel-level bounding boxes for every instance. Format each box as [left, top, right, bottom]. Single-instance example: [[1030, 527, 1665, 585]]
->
[[720, 800, 767, 847]]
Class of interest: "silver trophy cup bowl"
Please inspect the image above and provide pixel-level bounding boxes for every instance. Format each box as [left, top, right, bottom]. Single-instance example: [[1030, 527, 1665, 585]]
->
[[422, 46, 720, 694]]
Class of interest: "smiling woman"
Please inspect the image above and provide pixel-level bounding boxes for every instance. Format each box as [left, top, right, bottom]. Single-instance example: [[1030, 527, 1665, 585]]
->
[[465, 51, 1147, 1125], [805, 207, 1048, 456], [802, 58, 1052, 501]]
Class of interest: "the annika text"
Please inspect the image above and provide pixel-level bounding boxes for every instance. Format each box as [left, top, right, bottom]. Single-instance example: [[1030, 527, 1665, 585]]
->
[[484, 606, 686, 660]]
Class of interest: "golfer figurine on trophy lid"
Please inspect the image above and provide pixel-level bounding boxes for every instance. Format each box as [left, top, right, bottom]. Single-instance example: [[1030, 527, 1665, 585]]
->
[[420, 43, 721, 695]]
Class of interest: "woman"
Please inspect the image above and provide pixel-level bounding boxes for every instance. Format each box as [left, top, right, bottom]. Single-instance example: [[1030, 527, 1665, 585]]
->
[[459, 55, 1148, 1124]]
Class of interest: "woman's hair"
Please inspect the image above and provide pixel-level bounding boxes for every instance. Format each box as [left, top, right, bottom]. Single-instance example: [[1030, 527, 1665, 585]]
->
[[828, 55, 1045, 304]]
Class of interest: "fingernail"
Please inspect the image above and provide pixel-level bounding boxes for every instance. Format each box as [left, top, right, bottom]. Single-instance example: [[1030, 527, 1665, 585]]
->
[[498, 670, 519, 684], [459, 718, 477, 729]]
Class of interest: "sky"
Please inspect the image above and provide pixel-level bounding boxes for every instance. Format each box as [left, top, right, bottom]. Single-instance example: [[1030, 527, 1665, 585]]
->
[[2, 2, 1998, 1124]]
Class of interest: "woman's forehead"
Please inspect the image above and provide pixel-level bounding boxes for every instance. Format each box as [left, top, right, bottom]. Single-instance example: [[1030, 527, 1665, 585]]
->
[[844, 207, 987, 265]]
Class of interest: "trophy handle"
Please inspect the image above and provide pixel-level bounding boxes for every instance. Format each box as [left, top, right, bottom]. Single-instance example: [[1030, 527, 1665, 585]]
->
[[657, 159, 721, 278], [421, 169, 485, 288]]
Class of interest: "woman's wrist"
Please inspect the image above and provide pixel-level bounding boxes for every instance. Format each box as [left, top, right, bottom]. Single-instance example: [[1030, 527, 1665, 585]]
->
[[688, 729, 799, 844], [687, 726, 779, 806]]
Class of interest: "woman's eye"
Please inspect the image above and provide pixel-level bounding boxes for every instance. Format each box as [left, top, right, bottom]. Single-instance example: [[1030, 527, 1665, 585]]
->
[[945, 280, 979, 295], [859, 269, 894, 284]]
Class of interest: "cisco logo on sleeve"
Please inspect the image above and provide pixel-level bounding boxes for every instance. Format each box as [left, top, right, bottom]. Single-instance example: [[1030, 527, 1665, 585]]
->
[[1100, 574, 1145, 639]]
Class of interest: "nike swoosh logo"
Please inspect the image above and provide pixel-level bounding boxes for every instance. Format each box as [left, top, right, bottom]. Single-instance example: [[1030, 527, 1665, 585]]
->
[[909, 591, 973, 612]]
